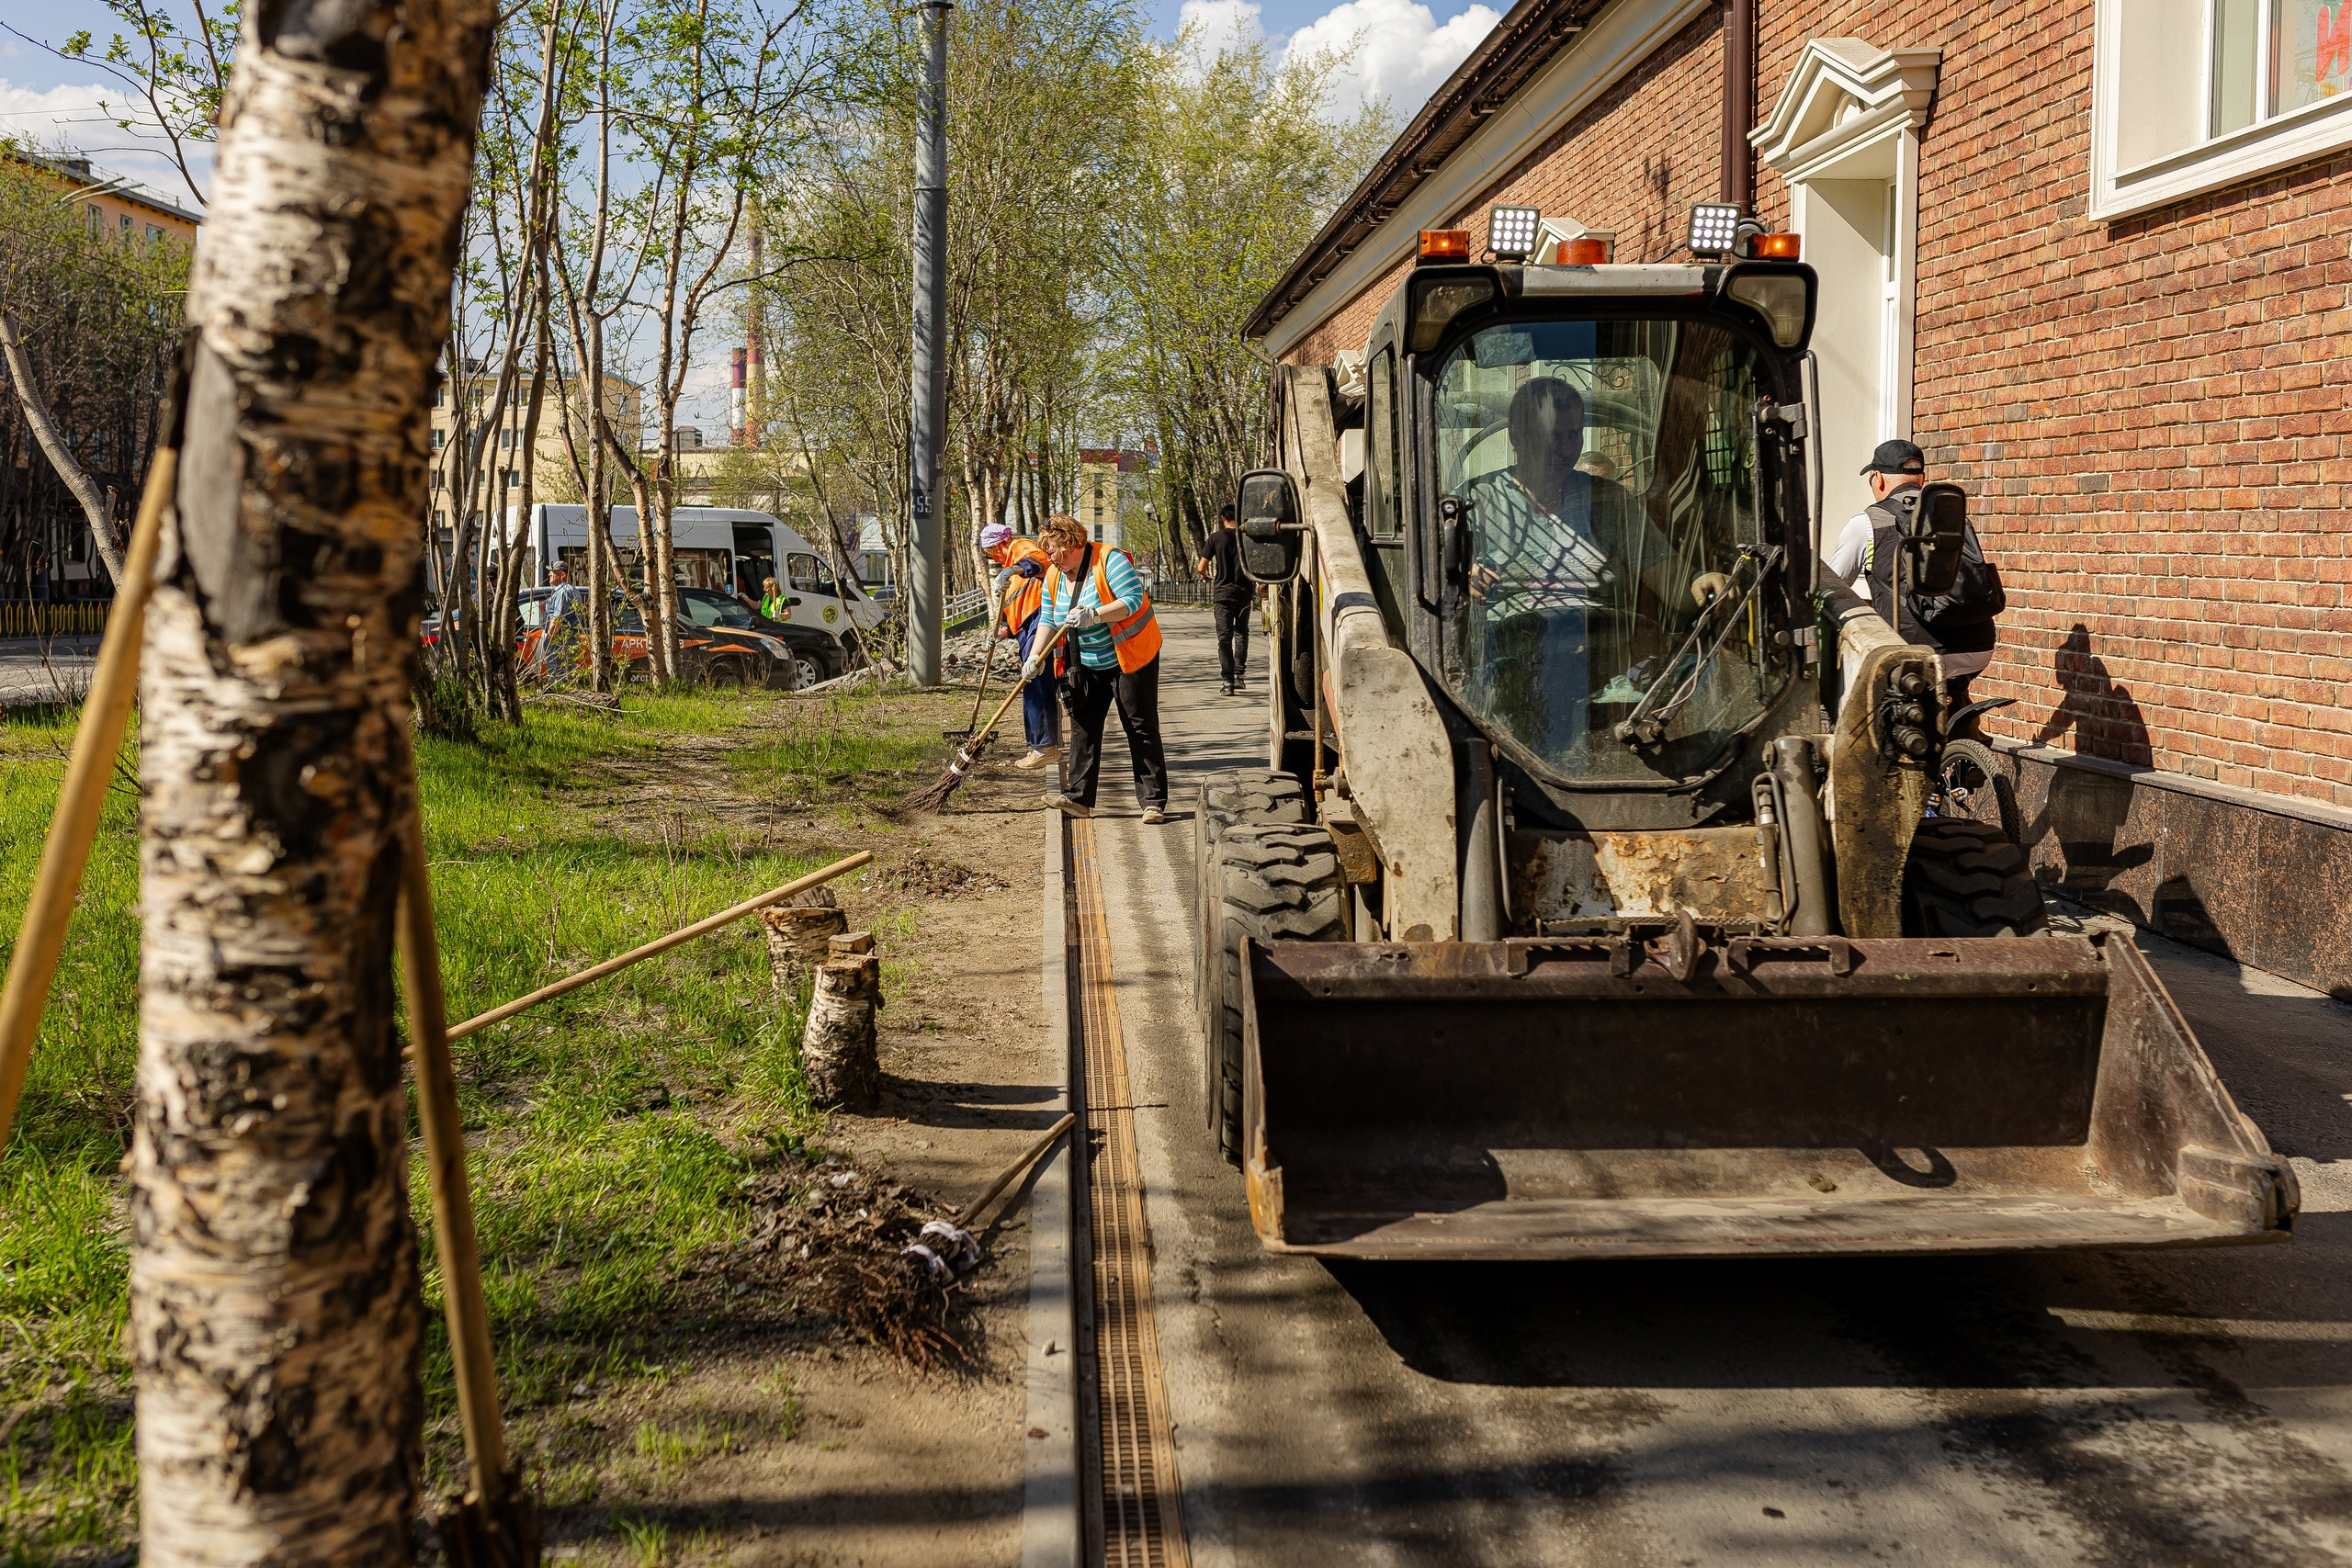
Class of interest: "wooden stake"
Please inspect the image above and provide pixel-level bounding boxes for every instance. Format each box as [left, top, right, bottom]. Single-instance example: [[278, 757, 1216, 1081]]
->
[[0, 446, 175, 1151], [395, 797, 510, 1506], [447, 851, 874, 1042]]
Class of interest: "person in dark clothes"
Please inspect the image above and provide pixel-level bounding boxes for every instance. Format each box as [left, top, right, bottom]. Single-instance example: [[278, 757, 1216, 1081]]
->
[[1196, 502, 1254, 695]]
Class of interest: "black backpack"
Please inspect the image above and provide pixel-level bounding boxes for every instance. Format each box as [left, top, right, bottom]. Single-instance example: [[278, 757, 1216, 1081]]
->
[[1865, 493, 2005, 654]]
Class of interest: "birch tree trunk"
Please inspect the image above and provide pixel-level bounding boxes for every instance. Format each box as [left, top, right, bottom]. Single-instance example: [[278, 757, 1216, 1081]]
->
[[131, 0, 494, 1558]]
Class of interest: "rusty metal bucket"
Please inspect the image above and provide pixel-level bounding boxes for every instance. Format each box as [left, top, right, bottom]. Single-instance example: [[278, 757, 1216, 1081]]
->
[[1238, 929, 2297, 1258]]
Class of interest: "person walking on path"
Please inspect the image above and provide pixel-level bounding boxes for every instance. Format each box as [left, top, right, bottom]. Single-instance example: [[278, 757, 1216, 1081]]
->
[[1198, 501, 1254, 695], [1030, 513, 1170, 823], [982, 522, 1058, 769]]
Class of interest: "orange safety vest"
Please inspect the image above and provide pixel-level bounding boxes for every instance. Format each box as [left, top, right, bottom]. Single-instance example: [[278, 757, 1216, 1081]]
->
[[996, 536, 1049, 637], [1044, 545, 1161, 673]]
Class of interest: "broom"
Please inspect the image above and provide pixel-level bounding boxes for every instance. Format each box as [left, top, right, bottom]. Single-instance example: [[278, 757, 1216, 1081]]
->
[[901, 619, 1070, 812]]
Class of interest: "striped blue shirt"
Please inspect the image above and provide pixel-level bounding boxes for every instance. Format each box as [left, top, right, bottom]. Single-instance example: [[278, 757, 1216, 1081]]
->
[[1040, 546, 1145, 670]]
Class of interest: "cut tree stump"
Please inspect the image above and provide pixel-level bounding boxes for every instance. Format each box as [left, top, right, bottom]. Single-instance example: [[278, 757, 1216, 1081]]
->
[[760, 886, 847, 993], [802, 931, 880, 1110]]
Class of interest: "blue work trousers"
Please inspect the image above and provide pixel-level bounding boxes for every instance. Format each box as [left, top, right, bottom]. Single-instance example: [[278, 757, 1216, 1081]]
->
[[1015, 617, 1058, 751]]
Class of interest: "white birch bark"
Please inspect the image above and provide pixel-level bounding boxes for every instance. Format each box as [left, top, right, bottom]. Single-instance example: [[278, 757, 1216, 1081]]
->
[[131, 0, 495, 1558]]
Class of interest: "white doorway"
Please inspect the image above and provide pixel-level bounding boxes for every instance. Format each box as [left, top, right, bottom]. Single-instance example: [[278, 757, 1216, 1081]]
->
[[1751, 39, 1942, 547]]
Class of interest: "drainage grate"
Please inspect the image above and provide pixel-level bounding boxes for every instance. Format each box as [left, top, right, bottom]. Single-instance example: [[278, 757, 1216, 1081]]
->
[[1069, 818, 1191, 1568]]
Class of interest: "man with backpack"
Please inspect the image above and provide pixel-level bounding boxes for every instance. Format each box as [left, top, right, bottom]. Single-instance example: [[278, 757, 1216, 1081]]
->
[[1825, 440, 2006, 703]]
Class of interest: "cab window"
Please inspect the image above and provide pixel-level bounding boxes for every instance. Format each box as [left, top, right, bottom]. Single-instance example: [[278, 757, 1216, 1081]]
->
[[786, 553, 831, 594], [1368, 346, 1401, 537]]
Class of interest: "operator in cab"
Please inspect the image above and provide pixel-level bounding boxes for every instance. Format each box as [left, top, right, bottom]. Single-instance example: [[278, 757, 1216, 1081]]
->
[[1458, 377, 1685, 757]]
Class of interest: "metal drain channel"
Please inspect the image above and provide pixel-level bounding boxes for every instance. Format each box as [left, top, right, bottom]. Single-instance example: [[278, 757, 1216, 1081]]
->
[[1069, 818, 1191, 1568]]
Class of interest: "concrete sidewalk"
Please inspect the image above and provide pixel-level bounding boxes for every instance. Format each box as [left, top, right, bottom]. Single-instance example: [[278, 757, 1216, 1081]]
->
[[0, 636, 98, 705], [1080, 606, 2352, 1566]]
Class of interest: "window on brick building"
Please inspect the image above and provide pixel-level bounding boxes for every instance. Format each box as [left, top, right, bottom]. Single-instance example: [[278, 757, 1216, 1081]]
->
[[2094, 0, 2352, 218]]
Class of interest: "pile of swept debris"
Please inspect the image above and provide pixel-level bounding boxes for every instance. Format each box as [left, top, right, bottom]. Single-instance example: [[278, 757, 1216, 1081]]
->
[[721, 1147, 983, 1370], [868, 851, 1007, 900]]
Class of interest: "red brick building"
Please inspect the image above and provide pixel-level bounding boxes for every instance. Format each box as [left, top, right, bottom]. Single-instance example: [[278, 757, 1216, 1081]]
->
[[1249, 0, 2352, 993]]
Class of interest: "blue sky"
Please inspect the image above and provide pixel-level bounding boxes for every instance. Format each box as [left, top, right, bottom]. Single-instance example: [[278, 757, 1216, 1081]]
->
[[3, 0, 1504, 209]]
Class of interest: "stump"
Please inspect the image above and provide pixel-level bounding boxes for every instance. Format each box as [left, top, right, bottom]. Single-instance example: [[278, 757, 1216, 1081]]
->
[[760, 887, 848, 993], [802, 931, 880, 1111]]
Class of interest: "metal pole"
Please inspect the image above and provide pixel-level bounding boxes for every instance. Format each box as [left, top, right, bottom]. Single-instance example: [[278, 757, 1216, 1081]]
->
[[908, 0, 952, 687]]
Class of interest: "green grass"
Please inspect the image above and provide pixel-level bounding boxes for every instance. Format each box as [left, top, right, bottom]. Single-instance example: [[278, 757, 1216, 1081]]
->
[[0, 688, 906, 1560]]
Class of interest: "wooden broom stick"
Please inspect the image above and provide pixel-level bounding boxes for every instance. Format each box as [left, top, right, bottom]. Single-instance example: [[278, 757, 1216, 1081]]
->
[[0, 445, 176, 1151]]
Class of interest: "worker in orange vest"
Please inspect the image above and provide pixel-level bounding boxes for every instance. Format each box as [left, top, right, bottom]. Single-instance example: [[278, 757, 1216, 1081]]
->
[[1028, 513, 1168, 824], [983, 522, 1058, 769]]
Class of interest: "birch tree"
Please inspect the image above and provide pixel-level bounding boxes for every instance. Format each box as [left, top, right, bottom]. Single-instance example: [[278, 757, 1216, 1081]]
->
[[132, 0, 493, 1558]]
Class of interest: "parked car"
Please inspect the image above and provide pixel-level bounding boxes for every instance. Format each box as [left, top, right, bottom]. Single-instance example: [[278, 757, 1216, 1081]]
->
[[516, 587, 802, 690], [675, 586, 844, 689]]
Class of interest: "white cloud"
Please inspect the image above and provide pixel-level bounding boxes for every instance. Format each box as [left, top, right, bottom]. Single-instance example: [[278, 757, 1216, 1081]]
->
[[1283, 0, 1500, 120], [1174, 0, 1267, 68], [1170, 0, 1498, 124], [0, 76, 211, 209]]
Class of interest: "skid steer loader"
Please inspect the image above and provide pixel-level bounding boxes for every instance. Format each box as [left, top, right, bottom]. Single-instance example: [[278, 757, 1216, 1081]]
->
[[1195, 244, 2297, 1259]]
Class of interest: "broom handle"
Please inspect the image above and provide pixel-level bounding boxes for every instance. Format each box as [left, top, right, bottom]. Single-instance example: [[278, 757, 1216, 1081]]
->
[[974, 619, 1069, 739], [960, 631, 999, 731], [0, 446, 175, 1151]]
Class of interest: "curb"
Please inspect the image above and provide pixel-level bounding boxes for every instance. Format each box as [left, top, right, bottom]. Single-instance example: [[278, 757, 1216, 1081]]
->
[[1020, 807, 1080, 1568]]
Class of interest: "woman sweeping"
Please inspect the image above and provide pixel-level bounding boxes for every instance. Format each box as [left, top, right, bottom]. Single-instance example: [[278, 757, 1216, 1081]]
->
[[1026, 514, 1170, 824]]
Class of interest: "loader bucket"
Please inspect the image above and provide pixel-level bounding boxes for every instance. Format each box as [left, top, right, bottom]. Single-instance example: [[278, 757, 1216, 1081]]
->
[[1238, 931, 2297, 1259]]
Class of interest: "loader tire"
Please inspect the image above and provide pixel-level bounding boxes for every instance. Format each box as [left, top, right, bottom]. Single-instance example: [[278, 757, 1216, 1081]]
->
[[1903, 817, 2050, 938], [1204, 822, 1347, 1167], [1192, 771, 1308, 1030]]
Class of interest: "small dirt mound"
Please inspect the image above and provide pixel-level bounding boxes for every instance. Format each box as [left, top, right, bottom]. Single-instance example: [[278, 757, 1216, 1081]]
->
[[873, 852, 1006, 900], [727, 1152, 972, 1369]]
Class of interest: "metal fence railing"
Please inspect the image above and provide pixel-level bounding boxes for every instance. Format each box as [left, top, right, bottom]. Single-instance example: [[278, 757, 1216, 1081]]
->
[[0, 601, 108, 639], [1145, 579, 1214, 607]]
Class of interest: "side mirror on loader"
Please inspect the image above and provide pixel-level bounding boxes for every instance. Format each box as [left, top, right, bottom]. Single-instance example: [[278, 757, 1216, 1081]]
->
[[1901, 481, 1968, 597], [1233, 469, 1307, 584]]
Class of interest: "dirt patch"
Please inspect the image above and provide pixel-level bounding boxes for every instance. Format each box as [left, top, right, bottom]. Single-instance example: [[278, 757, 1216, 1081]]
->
[[517, 686, 1057, 1567]]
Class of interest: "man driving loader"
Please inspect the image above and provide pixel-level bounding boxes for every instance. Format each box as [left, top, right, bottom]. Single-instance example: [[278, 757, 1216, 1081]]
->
[[1459, 376, 1714, 758]]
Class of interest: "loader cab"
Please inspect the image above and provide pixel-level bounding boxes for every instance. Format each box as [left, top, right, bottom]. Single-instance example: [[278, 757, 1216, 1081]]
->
[[1363, 261, 1819, 823]]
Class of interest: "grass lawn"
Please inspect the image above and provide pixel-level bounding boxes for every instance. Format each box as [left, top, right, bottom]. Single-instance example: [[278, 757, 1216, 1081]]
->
[[0, 685, 947, 1563]]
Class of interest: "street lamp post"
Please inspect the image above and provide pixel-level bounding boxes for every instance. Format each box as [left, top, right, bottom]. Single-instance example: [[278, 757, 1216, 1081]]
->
[[907, 0, 952, 688]]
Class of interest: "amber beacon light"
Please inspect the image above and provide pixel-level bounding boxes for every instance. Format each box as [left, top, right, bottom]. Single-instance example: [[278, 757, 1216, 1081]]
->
[[1752, 231, 1802, 260], [1418, 229, 1472, 265]]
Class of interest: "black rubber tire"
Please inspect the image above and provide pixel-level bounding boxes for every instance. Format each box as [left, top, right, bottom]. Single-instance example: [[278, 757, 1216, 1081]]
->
[[1903, 817, 2049, 938], [702, 656, 754, 691], [1937, 738, 2020, 844], [1203, 821, 1347, 1166], [1192, 770, 1309, 1034]]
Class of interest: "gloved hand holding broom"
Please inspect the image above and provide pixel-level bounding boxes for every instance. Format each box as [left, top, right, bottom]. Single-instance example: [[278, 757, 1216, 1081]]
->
[[904, 619, 1072, 812]]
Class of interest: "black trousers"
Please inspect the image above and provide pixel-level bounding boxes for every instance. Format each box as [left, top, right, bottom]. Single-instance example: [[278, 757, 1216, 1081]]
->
[[1061, 654, 1168, 808], [1212, 597, 1251, 686]]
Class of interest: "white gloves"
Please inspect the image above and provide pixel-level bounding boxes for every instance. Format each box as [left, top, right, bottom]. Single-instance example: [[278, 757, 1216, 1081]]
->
[[1689, 571, 1733, 607], [1022, 654, 1045, 683], [1067, 602, 1102, 629]]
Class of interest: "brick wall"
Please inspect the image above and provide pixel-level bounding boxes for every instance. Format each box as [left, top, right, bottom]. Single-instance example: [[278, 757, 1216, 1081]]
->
[[1276, 0, 2352, 810]]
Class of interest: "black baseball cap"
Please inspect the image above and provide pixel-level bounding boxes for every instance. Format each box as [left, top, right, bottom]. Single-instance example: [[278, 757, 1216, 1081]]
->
[[1860, 439, 1925, 476]]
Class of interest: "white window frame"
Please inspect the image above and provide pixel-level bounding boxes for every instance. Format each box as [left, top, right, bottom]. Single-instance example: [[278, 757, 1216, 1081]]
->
[[2091, 0, 2352, 220]]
